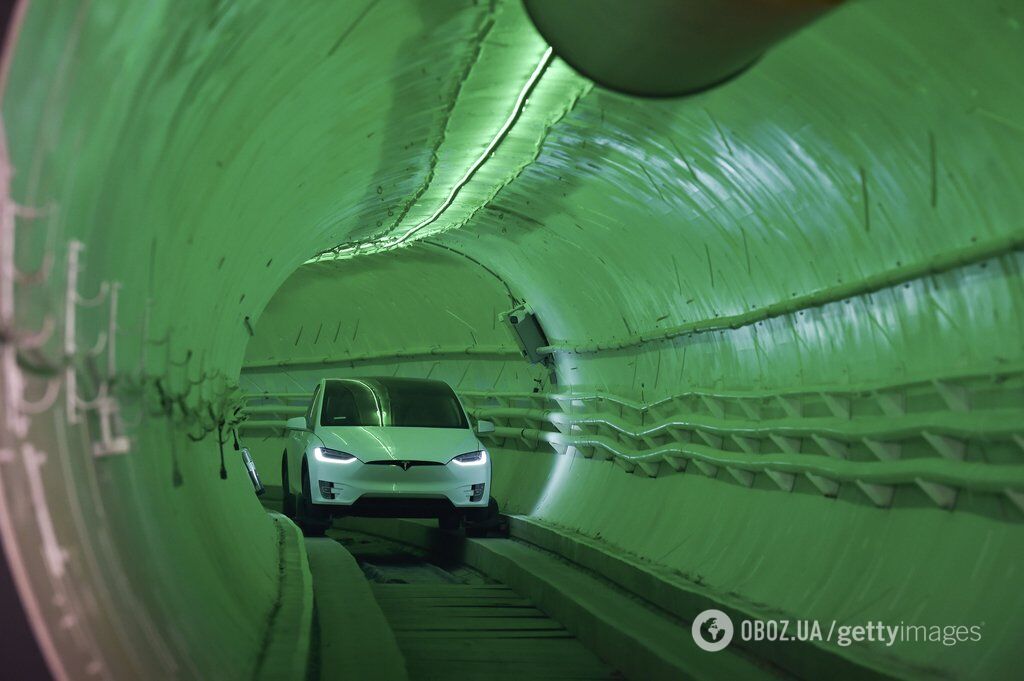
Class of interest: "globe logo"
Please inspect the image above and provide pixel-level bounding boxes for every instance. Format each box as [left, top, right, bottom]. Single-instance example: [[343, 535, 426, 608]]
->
[[691, 609, 734, 652]]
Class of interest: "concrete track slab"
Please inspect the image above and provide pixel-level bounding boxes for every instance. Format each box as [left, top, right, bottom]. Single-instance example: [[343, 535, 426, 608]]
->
[[304, 537, 408, 681]]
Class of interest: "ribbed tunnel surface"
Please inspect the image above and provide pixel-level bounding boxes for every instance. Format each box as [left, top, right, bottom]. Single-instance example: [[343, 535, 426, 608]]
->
[[1, 1, 1023, 680]]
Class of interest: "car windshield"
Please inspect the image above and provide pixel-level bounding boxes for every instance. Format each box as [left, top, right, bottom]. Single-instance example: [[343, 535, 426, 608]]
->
[[319, 378, 469, 429]]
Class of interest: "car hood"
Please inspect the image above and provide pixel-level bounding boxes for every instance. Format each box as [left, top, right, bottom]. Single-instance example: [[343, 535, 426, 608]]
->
[[314, 426, 483, 464]]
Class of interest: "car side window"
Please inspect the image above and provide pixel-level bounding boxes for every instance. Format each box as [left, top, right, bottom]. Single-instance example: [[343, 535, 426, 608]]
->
[[305, 385, 321, 430]]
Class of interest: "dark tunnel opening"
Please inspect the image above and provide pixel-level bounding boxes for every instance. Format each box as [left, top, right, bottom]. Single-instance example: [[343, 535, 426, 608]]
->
[[1, 1, 1023, 680]]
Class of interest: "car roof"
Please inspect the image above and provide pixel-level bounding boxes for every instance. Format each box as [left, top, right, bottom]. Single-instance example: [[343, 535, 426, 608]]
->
[[323, 376, 455, 391]]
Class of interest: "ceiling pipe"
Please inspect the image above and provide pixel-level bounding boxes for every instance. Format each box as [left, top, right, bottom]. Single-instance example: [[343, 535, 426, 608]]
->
[[522, 0, 842, 97]]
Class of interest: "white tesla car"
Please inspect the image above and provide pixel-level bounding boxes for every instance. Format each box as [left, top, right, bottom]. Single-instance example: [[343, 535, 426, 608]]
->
[[281, 377, 496, 535]]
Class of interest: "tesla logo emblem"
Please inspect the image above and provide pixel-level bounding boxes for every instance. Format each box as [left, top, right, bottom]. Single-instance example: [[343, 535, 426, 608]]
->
[[399, 461, 412, 471]]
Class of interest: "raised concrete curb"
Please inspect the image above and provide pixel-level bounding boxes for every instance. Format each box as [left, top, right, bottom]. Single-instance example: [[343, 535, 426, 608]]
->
[[506, 515, 900, 681], [304, 538, 408, 681], [257, 512, 314, 681]]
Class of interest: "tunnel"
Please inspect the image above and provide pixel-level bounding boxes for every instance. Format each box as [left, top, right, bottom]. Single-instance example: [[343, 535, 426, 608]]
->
[[1, 0, 1022, 679]]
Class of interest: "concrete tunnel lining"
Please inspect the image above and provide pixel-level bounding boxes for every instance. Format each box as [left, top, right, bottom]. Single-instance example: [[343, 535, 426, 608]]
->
[[1, 0, 1023, 679]]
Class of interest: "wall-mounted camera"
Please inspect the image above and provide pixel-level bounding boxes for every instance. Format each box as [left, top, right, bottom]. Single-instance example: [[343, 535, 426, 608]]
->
[[500, 303, 552, 365]]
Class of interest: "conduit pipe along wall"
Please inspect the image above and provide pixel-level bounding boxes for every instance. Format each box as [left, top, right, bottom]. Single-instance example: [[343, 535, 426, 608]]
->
[[523, 0, 841, 96], [2, 1, 1024, 680]]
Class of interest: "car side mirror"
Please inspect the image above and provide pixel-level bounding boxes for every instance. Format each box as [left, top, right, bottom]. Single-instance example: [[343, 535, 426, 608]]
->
[[476, 419, 495, 434], [286, 416, 307, 431]]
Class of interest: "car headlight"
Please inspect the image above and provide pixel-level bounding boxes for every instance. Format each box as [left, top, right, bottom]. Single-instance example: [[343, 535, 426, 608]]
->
[[314, 446, 358, 464], [451, 450, 488, 466]]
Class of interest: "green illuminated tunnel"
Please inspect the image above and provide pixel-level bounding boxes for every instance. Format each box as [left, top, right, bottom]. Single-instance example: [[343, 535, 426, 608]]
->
[[1, 0, 1022, 679]]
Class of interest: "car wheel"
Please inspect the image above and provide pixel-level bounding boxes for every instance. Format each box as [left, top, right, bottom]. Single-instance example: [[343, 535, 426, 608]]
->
[[297, 462, 330, 537], [467, 497, 499, 525], [464, 497, 500, 537], [437, 513, 461, 531], [281, 454, 296, 518]]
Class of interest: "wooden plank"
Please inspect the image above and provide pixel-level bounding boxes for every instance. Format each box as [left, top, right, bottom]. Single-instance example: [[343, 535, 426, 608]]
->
[[375, 597, 533, 607], [397, 637, 606, 657], [373, 583, 513, 590], [376, 594, 523, 603], [395, 629, 575, 639], [390, 617, 565, 631], [372, 581, 516, 593], [402, 656, 611, 674], [406, 668, 616, 680], [373, 585, 516, 596], [375, 594, 522, 603], [381, 606, 547, 618], [398, 643, 613, 671], [404, 665, 617, 680]]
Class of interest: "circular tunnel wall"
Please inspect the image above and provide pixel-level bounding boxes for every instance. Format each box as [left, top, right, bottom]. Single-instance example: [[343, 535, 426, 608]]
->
[[1, 1, 1022, 679]]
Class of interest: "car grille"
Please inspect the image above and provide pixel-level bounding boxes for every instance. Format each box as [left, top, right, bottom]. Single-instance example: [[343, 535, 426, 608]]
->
[[364, 460, 444, 467]]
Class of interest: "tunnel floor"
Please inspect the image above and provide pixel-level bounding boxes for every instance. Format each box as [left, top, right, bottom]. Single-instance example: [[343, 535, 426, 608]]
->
[[328, 528, 623, 680]]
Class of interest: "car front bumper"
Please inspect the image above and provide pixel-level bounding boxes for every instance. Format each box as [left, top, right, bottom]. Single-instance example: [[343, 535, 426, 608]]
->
[[309, 457, 490, 508]]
